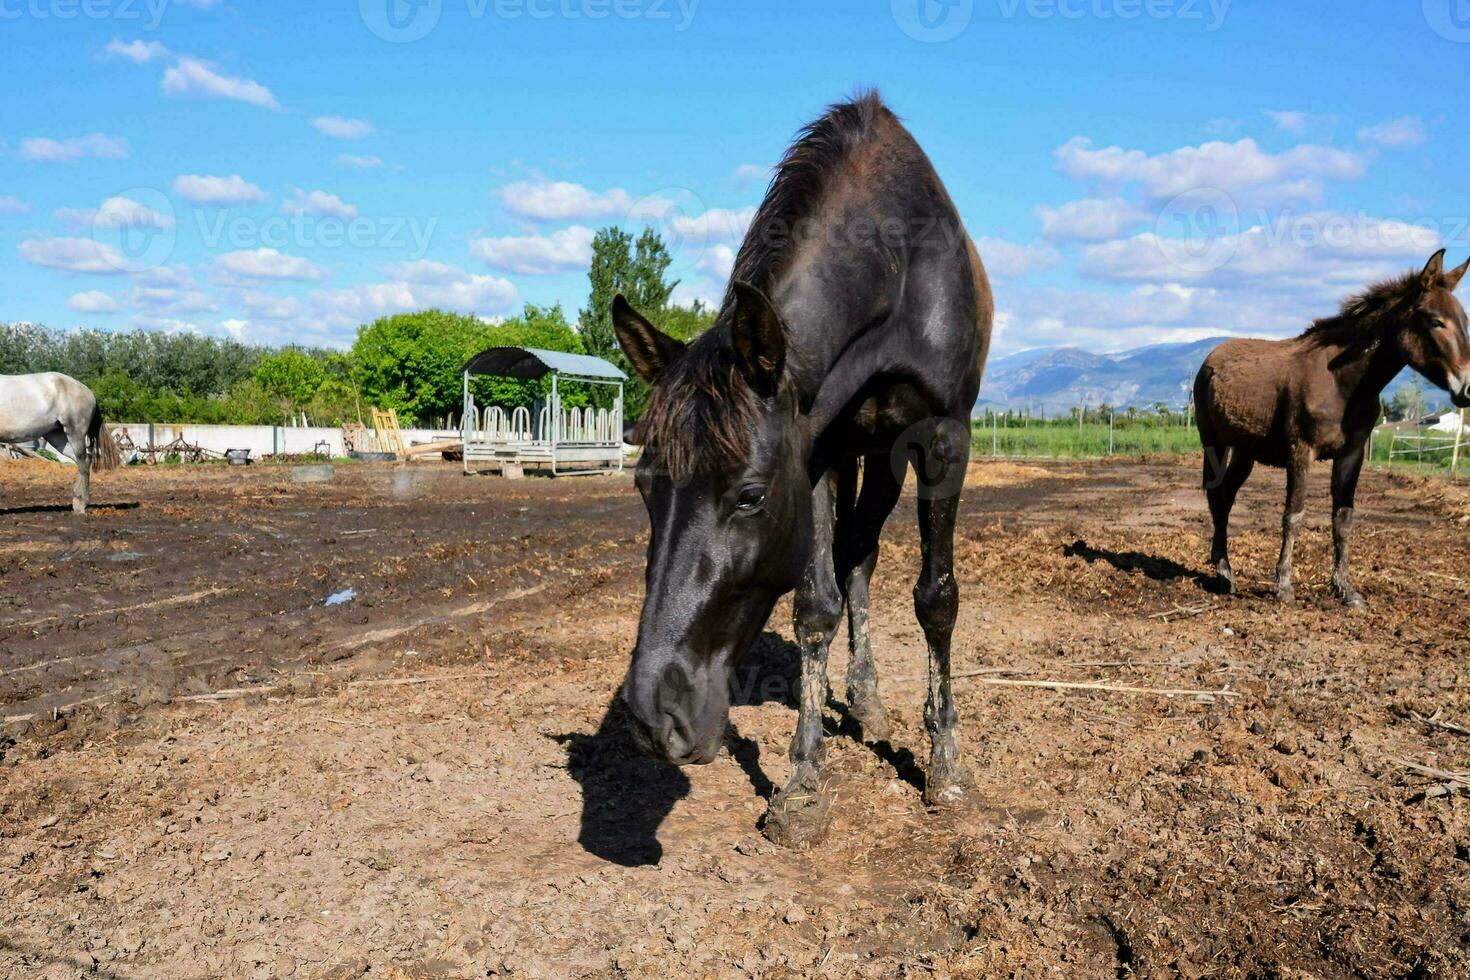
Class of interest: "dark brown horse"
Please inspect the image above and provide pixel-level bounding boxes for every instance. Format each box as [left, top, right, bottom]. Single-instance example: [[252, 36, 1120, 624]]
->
[[611, 92, 992, 845], [1196, 249, 1470, 607]]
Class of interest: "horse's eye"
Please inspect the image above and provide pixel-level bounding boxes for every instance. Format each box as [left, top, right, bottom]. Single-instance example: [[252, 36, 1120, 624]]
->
[[735, 485, 767, 513]]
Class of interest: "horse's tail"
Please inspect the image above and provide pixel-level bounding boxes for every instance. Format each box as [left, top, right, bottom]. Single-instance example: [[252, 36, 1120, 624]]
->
[[86, 398, 123, 472]]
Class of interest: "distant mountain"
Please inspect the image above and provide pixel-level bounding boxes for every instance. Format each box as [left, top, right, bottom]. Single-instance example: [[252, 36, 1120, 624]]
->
[[977, 337, 1449, 415]]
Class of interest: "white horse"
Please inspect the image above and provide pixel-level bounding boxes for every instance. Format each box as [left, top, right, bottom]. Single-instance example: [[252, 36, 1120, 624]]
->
[[0, 372, 122, 512]]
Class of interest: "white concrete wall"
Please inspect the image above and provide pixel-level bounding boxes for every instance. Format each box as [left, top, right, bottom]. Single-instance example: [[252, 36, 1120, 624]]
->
[[110, 423, 459, 459]]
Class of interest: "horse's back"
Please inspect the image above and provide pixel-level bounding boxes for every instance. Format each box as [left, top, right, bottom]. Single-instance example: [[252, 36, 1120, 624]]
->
[[1196, 338, 1297, 456], [0, 372, 95, 442]]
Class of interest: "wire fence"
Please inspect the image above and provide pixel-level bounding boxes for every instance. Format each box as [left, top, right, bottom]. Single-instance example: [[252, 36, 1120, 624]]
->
[[971, 408, 1470, 481]]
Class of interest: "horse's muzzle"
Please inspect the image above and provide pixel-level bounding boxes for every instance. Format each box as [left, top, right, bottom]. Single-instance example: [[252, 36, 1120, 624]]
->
[[621, 661, 726, 766]]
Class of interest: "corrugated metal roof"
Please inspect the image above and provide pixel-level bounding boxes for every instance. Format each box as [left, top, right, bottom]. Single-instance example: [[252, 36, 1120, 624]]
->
[[462, 347, 626, 381]]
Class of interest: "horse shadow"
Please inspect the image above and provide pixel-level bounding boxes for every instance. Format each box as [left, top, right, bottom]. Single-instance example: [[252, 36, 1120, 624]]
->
[[1063, 538, 1215, 590], [552, 629, 929, 866], [0, 502, 140, 516]]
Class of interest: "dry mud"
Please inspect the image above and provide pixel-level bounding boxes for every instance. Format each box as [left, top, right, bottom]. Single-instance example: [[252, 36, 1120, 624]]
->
[[2, 458, 1468, 977]]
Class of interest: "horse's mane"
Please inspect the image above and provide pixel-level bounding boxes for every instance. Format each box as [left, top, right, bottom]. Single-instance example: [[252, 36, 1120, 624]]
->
[[1302, 268, 1421, 342], [637, 91, 892, 480], [723, 89, 891, 307]]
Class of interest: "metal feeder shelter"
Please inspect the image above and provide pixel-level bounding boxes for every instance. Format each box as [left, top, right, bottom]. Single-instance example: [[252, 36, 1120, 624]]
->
[[460, 347, 626, 476]]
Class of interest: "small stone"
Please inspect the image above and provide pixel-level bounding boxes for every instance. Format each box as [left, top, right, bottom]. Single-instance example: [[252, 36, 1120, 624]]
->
[[784, 905, 807, 924]]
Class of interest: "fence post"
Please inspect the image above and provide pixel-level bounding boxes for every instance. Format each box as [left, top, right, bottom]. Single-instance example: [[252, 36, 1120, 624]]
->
[[1453, 409, 1466, 481], [1108, 410, 1115, 456], [992, 411, 998, 458]]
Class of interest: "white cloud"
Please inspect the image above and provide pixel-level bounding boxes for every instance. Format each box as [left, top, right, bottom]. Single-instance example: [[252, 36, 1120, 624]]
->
[[311, 267, 517, 326], [18, 237, 127, 274], [162, 57, 280, 110], [237, 289, 302, 320], [215, 248, 325, 280], [731, 163, 771, 187], [311, 116, 375, 139], [132, 316, 203, 334], [336, 154, 383, 169], [20, 133, 129, 163], [1079, 211, 1440, 293], [696, 243, 736, 281], [68, 291, 120, 314], [498, 179, 634, 221], [1264, 110, 1335, 136], [668, 206, 755, 245], [384, 259, 474, 284], [1036, 197, 1150, 242], [975, 237, 1059, 279], [1358, 116, 1427, 148], [57, 195, 175, 230], [281, 188, 358, 220], [470, 225, 595, 275], [219, 318, 249, 337], [1055, 136, 1365, 204], [0, 196, 30, 216], [129, 286, 218, 314], [104, 38, 170, 63], [173, 174, 268, 206]]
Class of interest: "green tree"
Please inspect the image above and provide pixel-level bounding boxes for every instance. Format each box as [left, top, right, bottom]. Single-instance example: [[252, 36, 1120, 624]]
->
[[579, 227, 634, 362], [628, 227, 676, 313], [254, 348, 329, 406], [349, 309, 491, 423]]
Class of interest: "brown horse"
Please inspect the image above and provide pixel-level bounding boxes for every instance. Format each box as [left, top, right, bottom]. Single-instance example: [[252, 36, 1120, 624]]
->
[[1195, 249, 1470, 607]]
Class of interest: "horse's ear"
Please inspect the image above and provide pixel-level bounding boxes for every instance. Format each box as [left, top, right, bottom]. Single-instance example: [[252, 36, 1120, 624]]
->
[[1420, 248, 1448, 289], [1444, 255, 1470, 292], [729, 280, 786, 397], [612, 295, 685, 384]]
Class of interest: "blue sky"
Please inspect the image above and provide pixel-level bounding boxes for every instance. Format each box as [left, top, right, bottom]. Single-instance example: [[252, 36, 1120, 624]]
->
[[2, 0, 1467, 355]]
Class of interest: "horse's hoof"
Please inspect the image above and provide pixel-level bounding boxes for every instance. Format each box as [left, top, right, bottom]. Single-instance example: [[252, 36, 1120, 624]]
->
[[847, 697, 891, 744], [761, 778, 832, 849], [1334, 586, 1367, 610], [1215, 574, 1237, 596], [1275, 585, 1295, 604], [922, 763, 973, 808]]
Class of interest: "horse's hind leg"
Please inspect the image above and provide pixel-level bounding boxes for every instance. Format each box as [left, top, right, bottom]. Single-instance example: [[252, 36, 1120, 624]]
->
[[1205, 447, 1254, 594], [837, 455, 904, 744], [763, 471, 841, 847], [1330, 448, 1367, 609], [43, 427, 89, 514], [910, 419, 971, 806], [1275, 447, 1310, 603]]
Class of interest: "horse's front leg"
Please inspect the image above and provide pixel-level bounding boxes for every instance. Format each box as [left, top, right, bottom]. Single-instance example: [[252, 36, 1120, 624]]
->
[[912, 421, 971, 806], [762, 472, 841, 848], [1275, 447, 1310, 603], [1330, 447, 1367, 608]]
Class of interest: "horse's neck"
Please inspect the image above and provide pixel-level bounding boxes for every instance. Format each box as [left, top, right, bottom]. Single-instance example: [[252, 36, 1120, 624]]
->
[[1324, 326, 1403, 403]]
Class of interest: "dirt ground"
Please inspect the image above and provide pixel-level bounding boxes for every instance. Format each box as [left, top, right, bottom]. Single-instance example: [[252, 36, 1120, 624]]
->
[[2, 456, 1469, 978]]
